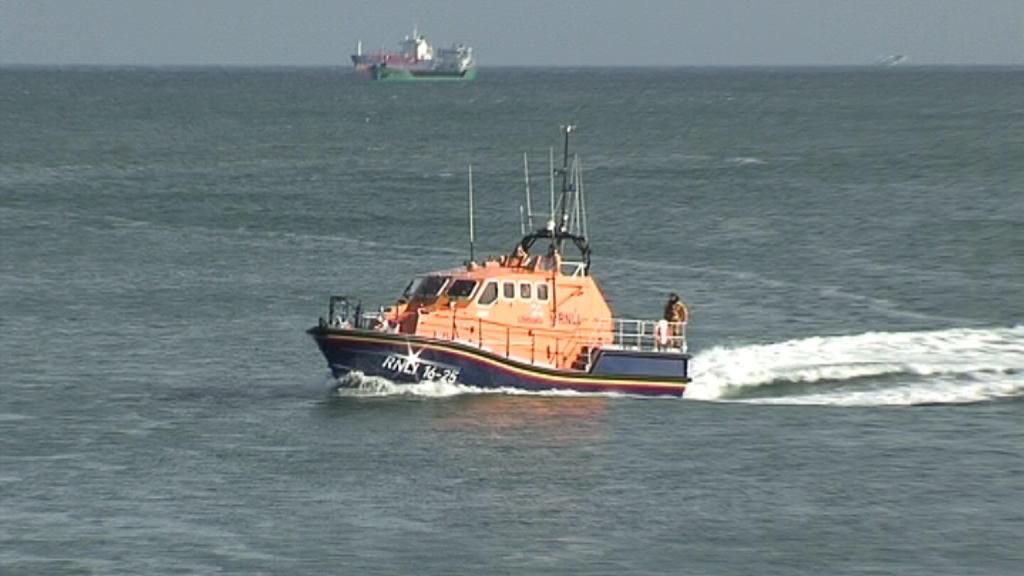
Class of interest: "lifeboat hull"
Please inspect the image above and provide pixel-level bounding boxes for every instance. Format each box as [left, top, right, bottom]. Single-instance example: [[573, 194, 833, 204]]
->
[[308, 327, 688, 397]]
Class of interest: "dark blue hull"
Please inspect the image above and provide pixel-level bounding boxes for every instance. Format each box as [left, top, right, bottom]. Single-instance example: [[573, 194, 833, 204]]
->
[[308, 327, 689, 397]]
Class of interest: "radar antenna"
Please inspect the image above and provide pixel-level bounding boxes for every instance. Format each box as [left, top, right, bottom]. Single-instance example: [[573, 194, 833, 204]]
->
[[516, 125, 592, 273]]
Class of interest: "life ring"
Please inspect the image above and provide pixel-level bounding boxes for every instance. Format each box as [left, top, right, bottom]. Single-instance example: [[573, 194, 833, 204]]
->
[[654, 319, 671, 348]]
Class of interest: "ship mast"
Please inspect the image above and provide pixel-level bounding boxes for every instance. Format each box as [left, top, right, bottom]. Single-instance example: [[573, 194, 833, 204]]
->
[[517, 125, 592, 273], [468, 164, 475, 263], [555, 124, 574, 236]]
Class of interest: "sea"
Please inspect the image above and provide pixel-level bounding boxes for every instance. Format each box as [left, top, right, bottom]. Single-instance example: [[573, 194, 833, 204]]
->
[[1, 66, 1022, 575]]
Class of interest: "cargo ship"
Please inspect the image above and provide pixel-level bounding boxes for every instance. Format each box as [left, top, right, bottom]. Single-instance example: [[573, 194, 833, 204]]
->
[[308, 126, 692, 397], [875, 54, 908, 66], [351, 27, 476, 81]]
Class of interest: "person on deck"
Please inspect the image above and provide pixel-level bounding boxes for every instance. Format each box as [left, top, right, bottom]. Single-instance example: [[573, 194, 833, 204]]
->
[[663, 293, 689, 340], [508, 244, 528, 267], [536, 245, 561, 272]]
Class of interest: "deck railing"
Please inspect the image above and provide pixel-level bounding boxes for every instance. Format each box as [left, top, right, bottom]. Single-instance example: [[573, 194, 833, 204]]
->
[[609, 318, 687, 353], [321, 296, 687, 370]]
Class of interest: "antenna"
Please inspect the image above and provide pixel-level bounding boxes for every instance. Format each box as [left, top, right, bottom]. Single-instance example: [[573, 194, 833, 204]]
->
[[573, 155, 582, 235], [556, 124, 576, 235], [579, 156, 588, 239], [560, 124, 574, 194], [548, 147, 555, 228], [523, 153, 534, 231], [513, 125, 592, 275], [468, 164, 475, 263]]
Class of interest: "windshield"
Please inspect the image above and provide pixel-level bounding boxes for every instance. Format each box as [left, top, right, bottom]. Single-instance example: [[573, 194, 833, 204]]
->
[[403, 275, 449, 299], [446, 279, 478, 299]]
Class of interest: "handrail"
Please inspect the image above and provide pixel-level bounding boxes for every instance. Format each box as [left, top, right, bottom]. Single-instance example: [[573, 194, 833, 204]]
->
[[559, 261, 586, 277], [322, 297, 688, 361], [608, 317, 687, 353]]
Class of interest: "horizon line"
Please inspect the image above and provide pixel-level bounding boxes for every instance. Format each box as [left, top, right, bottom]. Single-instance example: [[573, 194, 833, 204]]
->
[[3, 62, 1023, 70]]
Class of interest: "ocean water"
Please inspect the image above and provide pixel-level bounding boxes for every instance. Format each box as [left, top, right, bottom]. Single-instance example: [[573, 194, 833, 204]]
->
[[1, 66, 1022, 575]]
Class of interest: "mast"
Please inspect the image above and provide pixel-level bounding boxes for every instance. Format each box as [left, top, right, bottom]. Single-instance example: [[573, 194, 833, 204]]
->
[[548, 147, 555, 226], [468, 164, 475, 263], [555, 125, 575, 242], [579, 156, 588, 239], [571, 155, 582, 236], [560, 124, 573, 206], [523, 153, 534, 232], [516, 125, 592, 274]]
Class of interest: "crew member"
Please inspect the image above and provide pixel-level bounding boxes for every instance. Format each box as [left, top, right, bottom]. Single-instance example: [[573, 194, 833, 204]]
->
[[536, 245, 561, 272], [663, 293, 689, 339], [507, 244, 528, 267]]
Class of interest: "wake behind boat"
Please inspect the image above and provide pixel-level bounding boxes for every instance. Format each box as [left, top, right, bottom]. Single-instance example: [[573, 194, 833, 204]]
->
[[308, 126, 691, 396]]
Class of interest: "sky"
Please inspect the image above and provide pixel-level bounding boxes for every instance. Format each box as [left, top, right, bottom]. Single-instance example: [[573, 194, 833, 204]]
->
[[1, 0, 1022, 67]]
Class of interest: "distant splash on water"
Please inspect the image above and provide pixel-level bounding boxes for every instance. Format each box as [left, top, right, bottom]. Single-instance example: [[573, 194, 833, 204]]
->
[[725, 156, 767, 166], [686, 325, 1024, 406], [330, 326, 1024, 407]]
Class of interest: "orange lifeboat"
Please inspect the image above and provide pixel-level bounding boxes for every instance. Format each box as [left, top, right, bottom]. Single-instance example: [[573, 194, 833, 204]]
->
[[309, 126, 690, 396]]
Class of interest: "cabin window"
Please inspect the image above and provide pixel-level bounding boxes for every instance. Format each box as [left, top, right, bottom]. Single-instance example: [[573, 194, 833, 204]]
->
[[503, 282, 516, 300], [404, 275, 448, 299], [536, 283, 549, 301], [446, 279, 478, 299], [519, 283, 532, 299], [478, 281, 499, 305]]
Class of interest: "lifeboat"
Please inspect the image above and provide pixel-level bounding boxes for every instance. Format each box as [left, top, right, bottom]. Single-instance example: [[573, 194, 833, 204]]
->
[[308, 126, 690, 396]]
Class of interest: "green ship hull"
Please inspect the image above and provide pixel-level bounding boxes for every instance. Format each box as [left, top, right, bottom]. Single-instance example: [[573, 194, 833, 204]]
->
[[371, 66, 477, 82]]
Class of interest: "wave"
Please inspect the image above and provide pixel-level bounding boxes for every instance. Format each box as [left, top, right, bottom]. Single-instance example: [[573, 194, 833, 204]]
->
[[685, 325, 1024, 405], [725, 156, 767, 166]]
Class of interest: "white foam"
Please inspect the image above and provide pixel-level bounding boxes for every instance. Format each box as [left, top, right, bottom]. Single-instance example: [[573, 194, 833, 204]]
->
[[685, 325, 1024, 405], [0, 413, 34, 422], [331, 372, 628, 399], [726, 156, 767, 166], [333, 372, 471, 398]]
